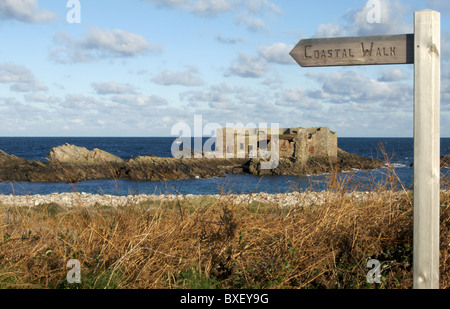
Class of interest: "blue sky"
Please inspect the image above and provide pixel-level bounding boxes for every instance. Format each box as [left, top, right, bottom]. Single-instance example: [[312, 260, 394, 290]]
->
[[0, 0, 449, 137]]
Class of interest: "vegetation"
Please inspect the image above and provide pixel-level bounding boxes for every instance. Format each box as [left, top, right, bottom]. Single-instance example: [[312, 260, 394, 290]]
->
[[0, 164, 449, 289]]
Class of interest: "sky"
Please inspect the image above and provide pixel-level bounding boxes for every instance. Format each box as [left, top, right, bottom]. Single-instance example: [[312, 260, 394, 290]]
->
[[0, 0, 449, 137]]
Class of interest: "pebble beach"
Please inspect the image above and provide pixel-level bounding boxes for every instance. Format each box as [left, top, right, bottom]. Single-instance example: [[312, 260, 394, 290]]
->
[[0, 190, 417, 208]]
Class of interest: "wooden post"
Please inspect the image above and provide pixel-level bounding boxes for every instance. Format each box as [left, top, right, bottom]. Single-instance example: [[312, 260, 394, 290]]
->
[[413, 9, 440, 289], [290, 9, 442, 288]]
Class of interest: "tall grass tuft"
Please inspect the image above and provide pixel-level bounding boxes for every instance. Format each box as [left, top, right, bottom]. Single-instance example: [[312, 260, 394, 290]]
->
[[0, 158, 449, 289]]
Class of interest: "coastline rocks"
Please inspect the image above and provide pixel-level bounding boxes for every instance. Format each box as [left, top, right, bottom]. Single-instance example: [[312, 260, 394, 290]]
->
[[47, 143, 125, 164], [246, 149, 384, 176], [0, 143, 403, 183], [408, 155, 449, 169], [0, 150, 28, 165], [0, 145, 249, 183], [120, 156, 248, 181], [0, 144, 126, 183]]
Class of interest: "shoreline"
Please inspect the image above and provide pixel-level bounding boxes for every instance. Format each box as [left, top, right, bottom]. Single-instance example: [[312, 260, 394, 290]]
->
[[0, 190, 428, 208]]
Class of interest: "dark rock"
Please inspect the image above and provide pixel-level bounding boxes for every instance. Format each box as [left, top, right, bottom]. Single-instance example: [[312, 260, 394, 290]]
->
[[408, 155, 449, 168], [246, 149, 384, 176], [0, 145, 387, 183], [0, 150, 28, 165], [119, 156, 248, 181]]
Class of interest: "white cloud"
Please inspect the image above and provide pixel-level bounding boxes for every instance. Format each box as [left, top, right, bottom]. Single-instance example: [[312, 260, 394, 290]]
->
[[225, 52, 268, 78], [181, 83, 257, 119], [0, 96, 48, 133], [145, 0, 235, 17], [145, 0, 282, 17], [268, 79, 415, 137], [82, 27, 153, 56], [179, 82, 290, 126], [245, 0, 283, 15], [0, 0, 55, 23], [148, 0, 189, 7], [348, 0, 412, 36], [61, 94, 104, 110], [314, 23, 346, 38], [258, 43, 295, 65], [234, 14, 267, 32], [92, 82, 138, 95], [215, 34, 245, 44], [111, 94, 168, 107], [275, 88, 321, 109], [152, 68, 204, 86], [145, 0, 280, 32], [0, 91, 190, 136], [0, 63, 34, 83], [306, 70, 413, 108], [190, 0, 235, 17], [314, 0, 412, 38], [180, 83, 232, 106], [24, 93, 60, 103], [377, 68, 408, 82], [50, 27, 162, 63], [0, 96, 23, 107], [0, 63, 47, 92]]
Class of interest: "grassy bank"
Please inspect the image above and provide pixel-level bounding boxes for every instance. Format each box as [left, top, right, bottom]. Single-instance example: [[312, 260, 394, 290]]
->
[[0, 167, 449, 289]]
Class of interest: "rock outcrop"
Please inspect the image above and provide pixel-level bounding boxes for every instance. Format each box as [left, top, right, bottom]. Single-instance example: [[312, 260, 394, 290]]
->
[[47, 143, 125, 164], [120, 156, 248, 181], [246, 149, 385, 176], [0, 143, 391, 183], [0, 144, 249, 183], [0, 150, 28, 165]]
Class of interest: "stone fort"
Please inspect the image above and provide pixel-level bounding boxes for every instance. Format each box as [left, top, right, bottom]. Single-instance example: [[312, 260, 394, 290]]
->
[[215, 127, 337, 164]]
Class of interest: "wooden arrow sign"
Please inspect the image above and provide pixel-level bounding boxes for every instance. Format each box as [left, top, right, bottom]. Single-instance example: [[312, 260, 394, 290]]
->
[[290, 10, 441, 290], [290, 34, 414, 67]]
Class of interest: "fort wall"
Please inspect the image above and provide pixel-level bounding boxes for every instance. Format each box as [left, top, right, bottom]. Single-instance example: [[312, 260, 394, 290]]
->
[[216, 127, 337, 163]]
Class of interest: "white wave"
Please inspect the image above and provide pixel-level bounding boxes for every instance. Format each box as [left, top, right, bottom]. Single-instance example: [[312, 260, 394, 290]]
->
[[384, 163, 406, 168]]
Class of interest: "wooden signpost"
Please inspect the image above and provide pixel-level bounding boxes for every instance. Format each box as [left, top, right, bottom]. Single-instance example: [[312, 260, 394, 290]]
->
[[290, 34, 414, 67], [290, 10, 441, 289]]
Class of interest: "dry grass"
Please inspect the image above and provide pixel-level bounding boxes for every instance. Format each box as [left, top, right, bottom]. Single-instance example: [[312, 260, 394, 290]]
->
[[0, 165, 449, 289]]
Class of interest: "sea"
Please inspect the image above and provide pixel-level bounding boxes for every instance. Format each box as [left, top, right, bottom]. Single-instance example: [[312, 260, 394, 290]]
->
[[0, 137, 449, 196]]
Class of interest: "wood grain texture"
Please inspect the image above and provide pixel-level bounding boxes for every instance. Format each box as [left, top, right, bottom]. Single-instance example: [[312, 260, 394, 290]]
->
[[290, 34, 414, 67], [413, 9, 441, 290]]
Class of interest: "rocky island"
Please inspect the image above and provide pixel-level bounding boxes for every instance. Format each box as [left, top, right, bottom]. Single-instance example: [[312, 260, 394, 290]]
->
[[0, 142, 384, 183], [1, 125, 449, 183]]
